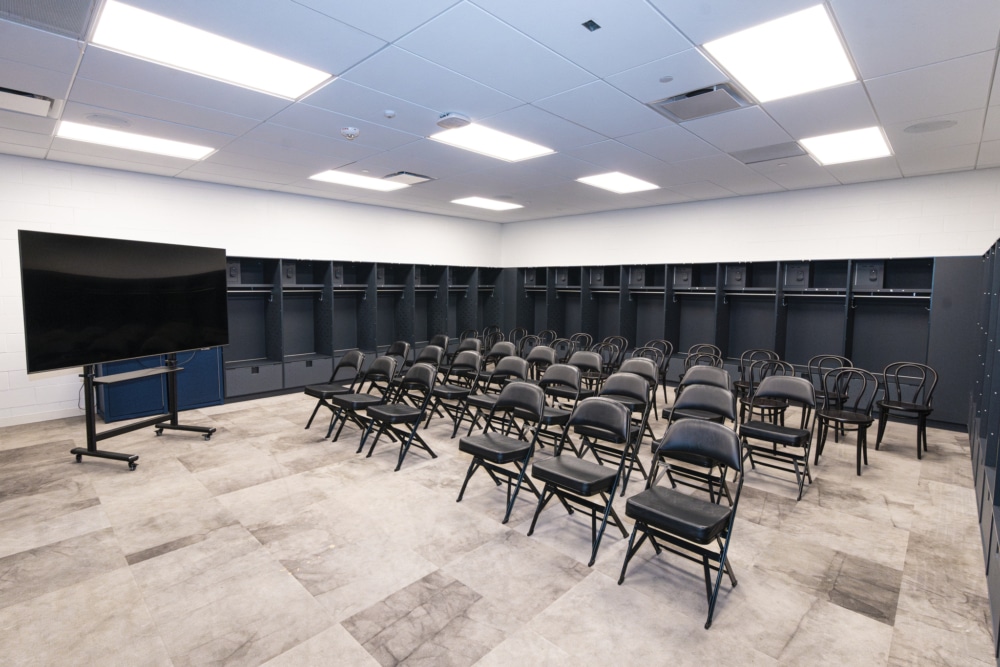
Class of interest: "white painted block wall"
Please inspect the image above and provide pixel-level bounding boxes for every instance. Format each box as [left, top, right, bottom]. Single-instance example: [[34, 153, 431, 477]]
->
[[2, 153, 1000, 427]]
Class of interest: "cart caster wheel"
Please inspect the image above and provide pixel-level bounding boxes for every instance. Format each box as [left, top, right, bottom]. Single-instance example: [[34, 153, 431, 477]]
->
[[155, 429, 163, 436], [128, 462, 137, 471], [75, 454, 82, 463], [202, 434, 211, 441]]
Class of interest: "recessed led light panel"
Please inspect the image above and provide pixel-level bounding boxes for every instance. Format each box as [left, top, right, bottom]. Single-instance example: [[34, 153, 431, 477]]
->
[[430, 124, 554, 162], [309, 170, 410, 191], [799, 126, 892, 165], [92, 0, 332, 99], [452, 197, 523, 211], [576, 172, 659, 194], [703, 5, 856, 103], [56, 120, 215, 159]]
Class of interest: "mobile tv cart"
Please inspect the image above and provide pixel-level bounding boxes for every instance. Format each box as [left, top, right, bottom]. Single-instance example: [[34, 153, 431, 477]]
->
[[71, 354, 216, 471]]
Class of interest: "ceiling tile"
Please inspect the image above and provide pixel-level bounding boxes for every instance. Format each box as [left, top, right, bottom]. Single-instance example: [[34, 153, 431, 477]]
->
[[398, 3, 594, 102], [831, 0, 1000, 79], [292, 0, 461, 42], [0, 141, 46, 159], [76, 48, 291, 120], [267, 104, 421, 150], [301, 79, 440, 137], [617, 125, 721, 163], [181, 160, 301, 186], [340, 46, 522, 119], [748, 154, 839, 190], [605, 49, 727, 104], [985, 107, 1000, 142], [565, 140, 670, 182], [60, 101, 232, 149], [0, 111, 56, 137], [472, 0, 691, 77], [762, 82, 877, 139], [865, 51, 995, 125], [669, 181, 737, 200], [894, 143, 980, 177], [47, 142, 191, 172], [885, 109, 986, 154], [68, 77, 261, 136], [681, 106, 793, 153], [480, 105, 605, 152], [977, 139, 1000, 168], [826, 156, 902, 185], [0, 55, 77, 101], [204, 138, 340, 177], [0, 18, 82, 75], [240, 123, 382, 167], [535, 81, 670, 138]]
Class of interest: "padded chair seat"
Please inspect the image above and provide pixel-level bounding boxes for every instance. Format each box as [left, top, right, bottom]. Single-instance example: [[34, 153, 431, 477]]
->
[[532, 456, 617, 496], [365, 404, 421, 424], [331, 393, 383, 410], [459, 433, 531, 464], [662, 407, 726, 423], [467, 394, 500, 409], [303, 381, 352, 399], [740, 420, 810, 447], [625, 486, 732, 545], [598, 393, 643, 412], [432, 384, 472, 400], [878, 400, 932, 415]]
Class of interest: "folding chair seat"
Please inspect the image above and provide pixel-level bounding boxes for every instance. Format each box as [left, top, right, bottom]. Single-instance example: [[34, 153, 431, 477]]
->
[[579, 371, 653, 495], [739, 375, 816, 500], [463, 356, 529, 435], [528, 397, 632, 566], [618, 419, 744, 629], [303, 349, 365, 433], [457, 382, 546, 523], [361, 362, 437, 471], [677, 344, 723, 387], [658, 384, 738, 505], [328, 356, 397, 441], [875, 361, 938, 460], [424, 350, 481, 438], [814, 367, 879, 475]]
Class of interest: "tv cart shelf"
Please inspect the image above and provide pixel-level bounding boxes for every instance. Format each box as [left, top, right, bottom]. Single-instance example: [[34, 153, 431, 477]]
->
[[71, 354, 216, 470]]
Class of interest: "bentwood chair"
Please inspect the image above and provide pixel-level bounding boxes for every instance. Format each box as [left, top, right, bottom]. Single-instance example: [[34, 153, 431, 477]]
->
[[814, 367, 880, 475], [875, 361, 938, 460]]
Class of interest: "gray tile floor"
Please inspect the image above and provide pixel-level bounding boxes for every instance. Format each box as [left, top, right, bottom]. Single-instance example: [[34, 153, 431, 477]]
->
[[0, 390, 993, 666]]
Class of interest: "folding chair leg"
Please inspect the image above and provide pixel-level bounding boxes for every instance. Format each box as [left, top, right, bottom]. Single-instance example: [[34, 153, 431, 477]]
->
[[456, 460, 481, 503], [305, 400, 323, 430], [617, 526, 648, 584]]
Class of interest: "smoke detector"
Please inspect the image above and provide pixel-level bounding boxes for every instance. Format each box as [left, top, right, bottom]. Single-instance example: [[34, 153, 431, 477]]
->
[[436, 112, 471, 130]]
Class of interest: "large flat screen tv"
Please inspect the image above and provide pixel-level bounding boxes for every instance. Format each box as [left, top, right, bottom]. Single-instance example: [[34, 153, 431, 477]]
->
[[19, 230, 229, 373]]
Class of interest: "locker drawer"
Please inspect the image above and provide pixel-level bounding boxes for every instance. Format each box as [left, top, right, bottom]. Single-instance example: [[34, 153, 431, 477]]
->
[[225, 363, 283, 397], [284, 357, 333, 388]]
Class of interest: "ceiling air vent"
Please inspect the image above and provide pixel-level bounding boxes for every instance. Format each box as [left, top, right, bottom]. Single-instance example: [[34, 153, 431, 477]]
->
[[0, 0, 99, 40], [730, 141, 806, 165], [0, 86, 54, 117], [647, 83, 751, 122]]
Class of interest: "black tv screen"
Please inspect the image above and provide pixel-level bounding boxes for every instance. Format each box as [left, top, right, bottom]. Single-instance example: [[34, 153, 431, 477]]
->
[[18, 230, 229, 373]]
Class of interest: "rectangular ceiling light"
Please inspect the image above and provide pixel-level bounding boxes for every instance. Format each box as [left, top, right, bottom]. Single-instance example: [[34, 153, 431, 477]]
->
[[309, 170, 410, 191], [703, 5, 856, 103], [577, 172, 659, 194], [56, 120, 215, 159], [92, 0, 332, 99], [429, 124, 554, 162], [799, 126, 892, 165], [452, 197, 523, 211]]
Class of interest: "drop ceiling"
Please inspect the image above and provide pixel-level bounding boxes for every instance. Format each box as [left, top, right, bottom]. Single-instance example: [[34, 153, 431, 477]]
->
[[0, 0, 998, 222]]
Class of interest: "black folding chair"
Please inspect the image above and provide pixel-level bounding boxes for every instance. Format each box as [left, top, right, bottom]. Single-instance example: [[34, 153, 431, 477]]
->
[[303, 350, 365, 434], [360, 362, 437, 471]]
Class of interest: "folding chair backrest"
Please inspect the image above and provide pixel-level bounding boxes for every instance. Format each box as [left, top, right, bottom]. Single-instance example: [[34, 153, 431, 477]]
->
[[456, 338, 482, 355], [669, 384, 737, 425], [399, 362, 436, 399], [539, 363, 582, 397], [755, 375, 815, 408], [618, 357, 658, 388], [492, 381, 545, 422], [331, 350, 365, 383], [566, 397, 631, 444], [599, 371, 651, 406], [363, 356, 397, 393], [526, 345, 557, 366], [680, 365, 732, 391], [491, 355, 529, 382], [657, 419, 742, 473], [568, 350, 602, 375], [429, 334, 449, 349], [415, 344, 445, 367]]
